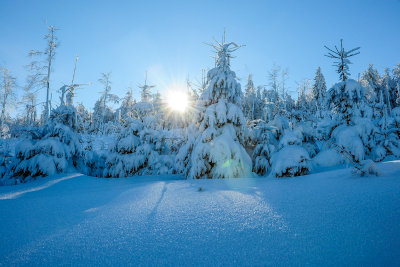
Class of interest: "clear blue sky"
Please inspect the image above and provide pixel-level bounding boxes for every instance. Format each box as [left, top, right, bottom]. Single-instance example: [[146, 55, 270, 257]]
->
[[0, 0, 399, 113]]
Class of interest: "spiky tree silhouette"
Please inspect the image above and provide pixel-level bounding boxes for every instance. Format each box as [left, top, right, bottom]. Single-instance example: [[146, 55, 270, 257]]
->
[[325, 39, 360, 81], [138, 71, 155, 102]]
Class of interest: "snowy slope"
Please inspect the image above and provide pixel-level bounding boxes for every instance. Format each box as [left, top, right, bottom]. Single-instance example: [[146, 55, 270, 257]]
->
[[1, 162, 400, 266]]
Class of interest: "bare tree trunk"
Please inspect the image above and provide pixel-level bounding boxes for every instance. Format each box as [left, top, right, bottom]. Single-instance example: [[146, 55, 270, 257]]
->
[[44, 26, 57, 121]]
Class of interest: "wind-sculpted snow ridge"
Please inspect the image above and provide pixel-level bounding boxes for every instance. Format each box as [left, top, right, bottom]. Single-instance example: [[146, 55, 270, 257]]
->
[[0, 161, 399, 266]]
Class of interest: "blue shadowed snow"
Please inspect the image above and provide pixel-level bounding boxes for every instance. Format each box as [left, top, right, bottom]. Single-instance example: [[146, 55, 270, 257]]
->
[[0, 162, 400, 266]]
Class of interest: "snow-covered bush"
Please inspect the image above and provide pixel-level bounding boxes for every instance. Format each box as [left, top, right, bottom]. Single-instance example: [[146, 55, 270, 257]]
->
[[331, 125, 365, 163], [297, 123, 319, 157], [104, 114, 175, 178], [104, 119, 143, 177], [103, 121, 121, 135], [1, 105, 81, 184], [137, 128, 175, 175], [79, 140, 107, 177], [278, 129, 302, 148], [268, 115, 289, 140], [312, 149, 344, 168], [315, 111, 336, 139], [270, 145, 311, 177], [372, 109, 400, 161], [357, 159, 379, 176], [269, 128, 312, 177]]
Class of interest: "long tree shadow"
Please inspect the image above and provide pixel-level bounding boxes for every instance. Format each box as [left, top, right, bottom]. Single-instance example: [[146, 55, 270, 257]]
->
[[146, 182, 168, 221]]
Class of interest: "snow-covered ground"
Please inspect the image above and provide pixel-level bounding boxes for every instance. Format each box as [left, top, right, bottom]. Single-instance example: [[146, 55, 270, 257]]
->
[[1, 162, 400, 266]]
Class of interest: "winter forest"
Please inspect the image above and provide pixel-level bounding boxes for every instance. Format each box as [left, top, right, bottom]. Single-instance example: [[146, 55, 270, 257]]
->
[[1, 26, 400, 184], [1, 1, 400, 265]]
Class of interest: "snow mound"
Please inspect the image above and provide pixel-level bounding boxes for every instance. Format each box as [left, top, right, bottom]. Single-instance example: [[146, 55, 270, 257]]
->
[[270, 145, 311, 177]]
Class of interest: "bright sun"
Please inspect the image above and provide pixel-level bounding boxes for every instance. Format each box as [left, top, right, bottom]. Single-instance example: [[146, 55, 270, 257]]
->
[[166, 91, 189, 112]]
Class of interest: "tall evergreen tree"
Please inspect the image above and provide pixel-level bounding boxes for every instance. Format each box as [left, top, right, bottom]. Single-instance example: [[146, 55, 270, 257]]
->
[[325, 40, 364, 125], [360, 64, 382, 105], [244, 74, 256, 121], [310, 67, 327, 113], [185, 37, 251, 179], [118, 86, 136, 121]]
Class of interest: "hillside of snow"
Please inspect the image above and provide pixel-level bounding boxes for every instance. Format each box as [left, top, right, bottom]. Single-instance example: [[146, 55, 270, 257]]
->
[[1, 161, 400, 266]]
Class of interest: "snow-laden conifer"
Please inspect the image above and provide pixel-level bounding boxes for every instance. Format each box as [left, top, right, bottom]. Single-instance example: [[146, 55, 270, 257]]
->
[[186, 37, 252, 179], [270, 128, 311, 177], [2, 105, 81, 184], [324, 39, 360, 82], [310, 67, 327, 114], [252, 123, 276, 176]]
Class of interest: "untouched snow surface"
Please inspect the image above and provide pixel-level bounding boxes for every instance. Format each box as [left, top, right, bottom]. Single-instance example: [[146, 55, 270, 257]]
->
[[1, 162, 400, 266]]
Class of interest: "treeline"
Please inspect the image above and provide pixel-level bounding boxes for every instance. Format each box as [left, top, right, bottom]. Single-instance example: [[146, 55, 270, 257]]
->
[[1, 26, 400, 184]]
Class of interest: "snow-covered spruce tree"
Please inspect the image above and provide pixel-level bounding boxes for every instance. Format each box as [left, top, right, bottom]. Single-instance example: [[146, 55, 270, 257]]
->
[[393, 63, 400, 107], [103, 118, 143, 177], [324, 39, 362, 126], [117, 86, 136, 122], [76, 103, 91, 132], [296, 122, 320, 158], [279, 68, 290, 115], [360, 64, 383, 117], [261, 115, 314, 178], [175, 124, 198, 175], [244, 74, 257, 121], [91, 72, 119, 133], [295, 79, 311, 122], [184, 39, 252, 179], [327, 79, 365, 126], [325, 41, 364, 124], [373, 104, 400, 161], [324, 39, 360, 82], [310, 67, 327, 116], [322, 40, 378, 174], [104, 118, 175, 177], [139, 72, 155, 103], [397, 83, 400, 108], [268, 64, 281, 116], [2, 104, 81, 184], [255, 85, 264, 120], [381, 68, 397, 111], [79, 138, 107, 178], [361, 64, 381, 100], [392, 107, 400, 138], [103, 77, 175, 177], [252, 123, 276, 176], [262, 87, 279, 122], [187, 76, 199, 103]]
